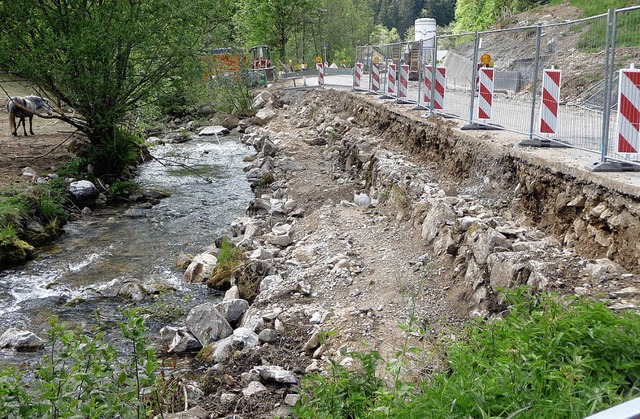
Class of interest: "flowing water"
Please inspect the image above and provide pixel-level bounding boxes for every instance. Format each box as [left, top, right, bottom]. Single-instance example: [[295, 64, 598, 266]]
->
[[0, 134, 254, 362]]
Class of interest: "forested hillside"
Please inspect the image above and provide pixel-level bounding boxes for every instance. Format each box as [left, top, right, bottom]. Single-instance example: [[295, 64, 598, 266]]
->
[[219, 0, 636, 68]]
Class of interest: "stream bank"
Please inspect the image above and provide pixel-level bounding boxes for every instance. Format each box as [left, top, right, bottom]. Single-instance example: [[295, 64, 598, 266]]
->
[[165, 88, 640, 418]]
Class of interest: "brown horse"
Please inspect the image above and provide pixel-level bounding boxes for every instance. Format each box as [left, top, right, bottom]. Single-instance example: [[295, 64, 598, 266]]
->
[[7, 96, 53, 136]]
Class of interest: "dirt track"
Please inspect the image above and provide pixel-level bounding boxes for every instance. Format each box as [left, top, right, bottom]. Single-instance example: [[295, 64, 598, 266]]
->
[[0, 83, 75, 189]]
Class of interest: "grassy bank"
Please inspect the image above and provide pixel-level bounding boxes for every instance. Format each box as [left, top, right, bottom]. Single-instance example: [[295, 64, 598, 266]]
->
[[295, 289, 640, 418], [0, 182, 68, 268]]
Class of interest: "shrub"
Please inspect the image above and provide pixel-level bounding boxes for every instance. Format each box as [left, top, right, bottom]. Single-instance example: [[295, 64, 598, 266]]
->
[[294, 289, 640, 418], [0, 310, 160, 418]]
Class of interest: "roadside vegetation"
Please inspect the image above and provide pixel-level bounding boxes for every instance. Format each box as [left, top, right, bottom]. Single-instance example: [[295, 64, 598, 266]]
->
[[295, 289, 640, 418]]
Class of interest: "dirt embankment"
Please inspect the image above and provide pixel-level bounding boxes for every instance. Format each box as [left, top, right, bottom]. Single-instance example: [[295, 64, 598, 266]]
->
[[192, 87, 639, 418], [333, 92, 640, 275]]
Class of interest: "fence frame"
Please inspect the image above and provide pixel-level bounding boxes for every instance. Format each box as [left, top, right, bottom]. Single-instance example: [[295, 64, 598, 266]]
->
[[353, 7, 640, 171]]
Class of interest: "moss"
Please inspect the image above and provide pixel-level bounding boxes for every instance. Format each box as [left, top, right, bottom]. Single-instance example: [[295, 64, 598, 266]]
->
[[0, 238, 35, 269]]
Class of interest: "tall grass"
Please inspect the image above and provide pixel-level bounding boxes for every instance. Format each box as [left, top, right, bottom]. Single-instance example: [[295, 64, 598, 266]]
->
[[295, 289, 640, 418]]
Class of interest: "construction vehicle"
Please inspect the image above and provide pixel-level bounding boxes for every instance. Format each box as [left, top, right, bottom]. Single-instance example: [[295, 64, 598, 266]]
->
[[249, 45, 277, 84]]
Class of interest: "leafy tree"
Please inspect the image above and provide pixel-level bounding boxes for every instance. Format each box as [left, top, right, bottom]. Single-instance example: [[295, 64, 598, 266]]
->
[[0, 0, 217, 177], [421, 0, 457, 27], [234, 0, 311, 62], [370, 24, 402, 44]]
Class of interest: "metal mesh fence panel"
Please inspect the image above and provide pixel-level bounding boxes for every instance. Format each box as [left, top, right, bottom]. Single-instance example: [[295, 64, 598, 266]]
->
[[470, 26, 540, 134], [607, 6, 640, 165], [532, 14, 610, 153], [435, 33, 476, 121]]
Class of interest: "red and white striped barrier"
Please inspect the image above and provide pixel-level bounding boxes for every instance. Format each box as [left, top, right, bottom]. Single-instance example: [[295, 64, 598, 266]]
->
[[539, 69, 562, 135], [372, 62, 380, 92], [423, 65, 446, 110], [387, 64, 397, 96], [616, 67, 640, 154], [398, 64, 409, 100], [353, 62, 363, 89], [317, 63, 324, 87], [478, 68, 494, 120]]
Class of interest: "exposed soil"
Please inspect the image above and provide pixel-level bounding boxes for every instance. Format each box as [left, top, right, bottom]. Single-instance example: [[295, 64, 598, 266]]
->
[[0, 82, 76, 189]]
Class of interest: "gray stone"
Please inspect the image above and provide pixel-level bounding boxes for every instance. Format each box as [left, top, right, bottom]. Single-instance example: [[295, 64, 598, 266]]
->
[[215, 299, 250, 325], [117, 281, 148, 302], [255, 108, 277, 124], [184, 253, 217, 283], [242, 381, 267, 397], [158, 326, 202, 354], [186, 303, 233, 346], [421, 201, 456, 245], [260, 274, 284, 294], [487, 252, 528, 291], [199, 126, 230, 136], [252, 366, 298, 384], [155, 405, 209, 419], [224, 285, 240, 301], [292, 246, 315, 262], [470, 228, 511, 265], [211, 335, 234, 363], [262, 139, 277, 157], [302, 331, 321, 352], [124, 207, 147, 218], [0, 328, 44, 352], [354, 193, 371, 207], [284, 393, 301, 406], [457, 216, 482, 232], [233, 327, 260, 348], [258, 328, 278, 344], [68, 180, 99, 208]]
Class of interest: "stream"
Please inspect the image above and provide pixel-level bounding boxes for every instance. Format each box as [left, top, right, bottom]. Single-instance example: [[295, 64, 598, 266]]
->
[[0, 133, 254, 364]]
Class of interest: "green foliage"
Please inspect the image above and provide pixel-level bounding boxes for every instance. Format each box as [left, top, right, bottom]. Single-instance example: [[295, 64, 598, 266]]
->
[[83, 128, 146, 180], [295, 290, 640, 418], [295, 351, 386, 419], [0, 0, 218, 177], [564, 0, 637, 18], [234, 0, 311, 61], [0, 310, 160, 418], [421, 0, 457, 27], [370, 24, 402, 44], [207, 69, 255, 117], [108, 179, 141, 200]]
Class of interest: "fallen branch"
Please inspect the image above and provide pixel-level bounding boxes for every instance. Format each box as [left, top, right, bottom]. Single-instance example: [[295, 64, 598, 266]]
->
[[10, 129, 80, 160]]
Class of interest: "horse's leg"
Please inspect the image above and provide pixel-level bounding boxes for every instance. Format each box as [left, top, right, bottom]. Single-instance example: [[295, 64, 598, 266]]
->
[[28, 115, 34, 135], [20, 116, 28, 136], [10, 114, 17, 136]]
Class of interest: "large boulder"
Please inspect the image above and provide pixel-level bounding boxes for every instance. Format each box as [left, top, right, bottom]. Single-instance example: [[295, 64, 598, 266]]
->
[[215, 299, 250, 325], [186, 303, 233, 346], [421, 201, 456, 245], [158, 326, 202, 353], [0, 328, 44, 352], [68, 180, 99, 208], [184, 253, 217, 283]]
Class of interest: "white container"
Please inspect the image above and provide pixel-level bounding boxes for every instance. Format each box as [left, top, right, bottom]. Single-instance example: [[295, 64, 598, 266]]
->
[[415, 18, 437, 47]]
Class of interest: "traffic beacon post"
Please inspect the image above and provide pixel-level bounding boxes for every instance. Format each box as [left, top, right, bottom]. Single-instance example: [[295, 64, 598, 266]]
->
[[462, 53, 503, 131]]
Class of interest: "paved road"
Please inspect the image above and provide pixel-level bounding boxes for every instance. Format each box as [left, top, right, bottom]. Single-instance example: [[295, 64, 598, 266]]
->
[[280, 72, 639, 166]]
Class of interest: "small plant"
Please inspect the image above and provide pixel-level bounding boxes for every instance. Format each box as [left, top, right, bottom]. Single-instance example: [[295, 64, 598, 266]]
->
[[294, 351, 386, 419], [108, 179, 141, 200], [207, 238, 247, 290], [294, 288, 640, 417], [0, 310, 161, 418]]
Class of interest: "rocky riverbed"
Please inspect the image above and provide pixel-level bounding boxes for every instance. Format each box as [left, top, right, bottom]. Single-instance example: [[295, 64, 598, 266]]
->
[[149, 87, 640, 418], [3, 86, 639, 419]]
